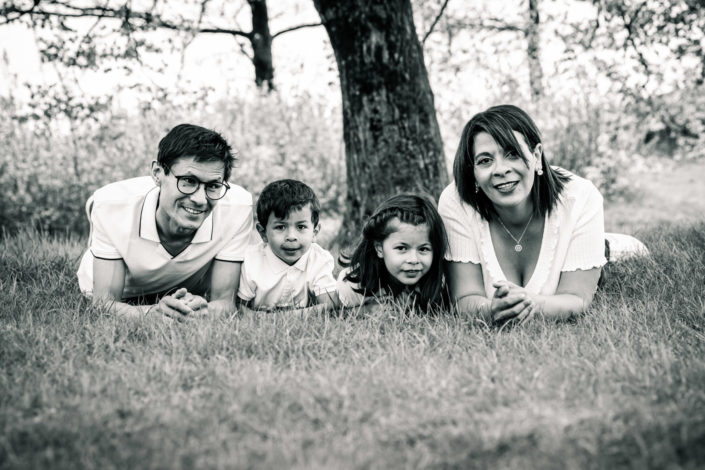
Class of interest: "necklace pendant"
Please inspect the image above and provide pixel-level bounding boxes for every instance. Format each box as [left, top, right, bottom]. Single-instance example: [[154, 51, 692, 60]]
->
[[514, 244, 523, 252]]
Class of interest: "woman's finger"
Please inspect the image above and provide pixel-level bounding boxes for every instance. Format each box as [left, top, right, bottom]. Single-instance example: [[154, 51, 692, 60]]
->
[[494, 293, 527, 311], [494, 299, 533, 323], [492, 282, 510, 298], [518, 306, 536, 325], [516, 303, 534, 323]]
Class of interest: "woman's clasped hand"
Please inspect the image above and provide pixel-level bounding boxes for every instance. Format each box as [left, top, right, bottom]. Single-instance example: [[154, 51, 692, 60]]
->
[[489, 281, 537, 325]]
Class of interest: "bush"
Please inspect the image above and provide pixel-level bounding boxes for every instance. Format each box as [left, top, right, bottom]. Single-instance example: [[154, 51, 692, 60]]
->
[[0, 90, 345, 235], [429, 67, 644, 202], [2, 76, 699, 236], [526, 90, 644, 202]]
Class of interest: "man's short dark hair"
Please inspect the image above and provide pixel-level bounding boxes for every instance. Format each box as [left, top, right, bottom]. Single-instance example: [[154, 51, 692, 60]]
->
[[157, 124, 236, 181], [256, 179, 320, 226]]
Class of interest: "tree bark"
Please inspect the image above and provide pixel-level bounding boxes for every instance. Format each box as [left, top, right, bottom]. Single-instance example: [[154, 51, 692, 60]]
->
[[1, 0, 279, 90], [526, 0, 544, 102], [248, 0, 275, 90], [312, 0, 448, 243]]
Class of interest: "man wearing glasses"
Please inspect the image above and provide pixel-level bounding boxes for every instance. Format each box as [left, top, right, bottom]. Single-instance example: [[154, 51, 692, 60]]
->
[[77, 124, 254, 319]]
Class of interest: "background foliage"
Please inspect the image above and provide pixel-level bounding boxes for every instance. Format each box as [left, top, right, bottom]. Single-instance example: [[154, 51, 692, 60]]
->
[[0, 89, 344, 233], [1, 0, 704, 235]]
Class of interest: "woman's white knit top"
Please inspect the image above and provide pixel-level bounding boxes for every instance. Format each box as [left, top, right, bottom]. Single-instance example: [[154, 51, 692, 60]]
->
[[438, 170, 607, 298]]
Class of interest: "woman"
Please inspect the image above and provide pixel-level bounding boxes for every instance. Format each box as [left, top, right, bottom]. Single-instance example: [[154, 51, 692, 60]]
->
[[438, 105, 606, 323]]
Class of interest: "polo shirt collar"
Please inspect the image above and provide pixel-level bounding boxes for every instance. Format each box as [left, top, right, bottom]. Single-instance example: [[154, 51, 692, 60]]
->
[[192, 213, 214, 243], [139, 187, 160, 242], [264, 244, 311, 273], [139, 187, 214, 244]]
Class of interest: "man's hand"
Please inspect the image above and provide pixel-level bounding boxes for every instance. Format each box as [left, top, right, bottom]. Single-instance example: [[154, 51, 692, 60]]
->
[[149, 288, 197, 321], [181, 291, 209, 316]]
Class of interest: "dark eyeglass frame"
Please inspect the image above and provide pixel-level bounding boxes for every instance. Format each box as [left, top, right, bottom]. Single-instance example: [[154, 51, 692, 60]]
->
[[165, 168, 230, 200]]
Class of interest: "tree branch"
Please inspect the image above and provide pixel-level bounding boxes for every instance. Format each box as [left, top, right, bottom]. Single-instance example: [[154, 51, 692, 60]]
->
[[196, 25, 250, 38], [1, 2, 252, 38], [0, 1, 40, 25], [618, 2, 651, 76], [584, 0, 602, 48], [232, 35, 253, 62], [271, 21, 322, 39], [175, 0, 209, 83], [422, 0, 450, 44], [5, 2, 322, 41], [473, 17, 523, 32], [445, 16, 523, 34]]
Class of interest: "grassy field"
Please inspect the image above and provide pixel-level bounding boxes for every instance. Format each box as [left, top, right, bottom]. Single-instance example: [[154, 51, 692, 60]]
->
[[1, 163, 705, 469], [603, 158, 705, 233]]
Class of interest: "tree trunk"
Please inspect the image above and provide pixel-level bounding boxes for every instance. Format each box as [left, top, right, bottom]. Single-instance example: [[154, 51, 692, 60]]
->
[[312, 0, 448, 244], [526, 0, 544, 102], [248, 0, 275, 90]]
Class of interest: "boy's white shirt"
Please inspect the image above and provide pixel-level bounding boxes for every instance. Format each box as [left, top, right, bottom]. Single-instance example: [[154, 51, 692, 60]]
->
[[237, 242, 337, 309]]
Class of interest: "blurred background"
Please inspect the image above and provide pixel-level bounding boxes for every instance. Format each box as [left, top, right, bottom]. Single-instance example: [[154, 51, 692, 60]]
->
[[1, 0, 703, 239]]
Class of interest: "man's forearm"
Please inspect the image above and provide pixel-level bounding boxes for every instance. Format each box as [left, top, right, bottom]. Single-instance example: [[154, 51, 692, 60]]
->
[[208, 298, 237, 316], [92, 297, 150, 318]]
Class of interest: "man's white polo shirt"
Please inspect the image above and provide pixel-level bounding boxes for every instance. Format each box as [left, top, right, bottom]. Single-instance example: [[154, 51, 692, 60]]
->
[[77, 176, 254, 299], [237, 242, 337, 310]]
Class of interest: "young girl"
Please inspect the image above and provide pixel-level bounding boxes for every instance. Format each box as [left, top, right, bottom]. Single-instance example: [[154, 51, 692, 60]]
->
[[337, 194, 449, 312]]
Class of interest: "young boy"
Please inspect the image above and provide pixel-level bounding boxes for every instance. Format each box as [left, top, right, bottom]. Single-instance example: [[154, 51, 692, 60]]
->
[[237, 179, 339, 311]]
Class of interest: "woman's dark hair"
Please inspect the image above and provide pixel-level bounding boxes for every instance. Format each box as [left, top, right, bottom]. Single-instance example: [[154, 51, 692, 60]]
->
[[452, 104, 571, 221], [158, 124, 236, 181], [340, 194, 449, 311]]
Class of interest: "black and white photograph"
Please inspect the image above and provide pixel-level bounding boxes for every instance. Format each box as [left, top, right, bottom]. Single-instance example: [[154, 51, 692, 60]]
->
[[1, 0, 704, 468]]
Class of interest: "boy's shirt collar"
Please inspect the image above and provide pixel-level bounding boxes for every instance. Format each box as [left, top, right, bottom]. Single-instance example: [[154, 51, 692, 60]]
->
[[263, 243, 312, 273]]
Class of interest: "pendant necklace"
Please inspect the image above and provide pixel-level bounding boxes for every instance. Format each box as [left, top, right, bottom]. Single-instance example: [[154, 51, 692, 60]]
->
[[497, 213, 534, 252]]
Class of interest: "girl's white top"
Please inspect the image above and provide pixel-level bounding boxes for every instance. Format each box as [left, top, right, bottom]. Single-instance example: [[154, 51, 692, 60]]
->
[[438, 171, 607, 298]]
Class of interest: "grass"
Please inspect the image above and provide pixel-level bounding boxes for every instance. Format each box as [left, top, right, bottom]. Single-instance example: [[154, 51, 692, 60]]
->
[[1, 222, 704, 469], [603, 158, 705, 233]]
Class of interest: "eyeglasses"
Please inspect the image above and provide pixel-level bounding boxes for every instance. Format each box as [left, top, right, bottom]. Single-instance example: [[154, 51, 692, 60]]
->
[[172, 174, 230, 200]]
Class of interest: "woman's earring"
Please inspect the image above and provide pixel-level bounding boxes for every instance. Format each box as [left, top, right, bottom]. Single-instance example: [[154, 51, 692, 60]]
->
[[474, 182, 479, 193], [536, 167, 543, 176]]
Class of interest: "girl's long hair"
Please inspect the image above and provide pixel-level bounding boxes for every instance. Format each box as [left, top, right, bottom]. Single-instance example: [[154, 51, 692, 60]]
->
[[340, 194, 449, 311]]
